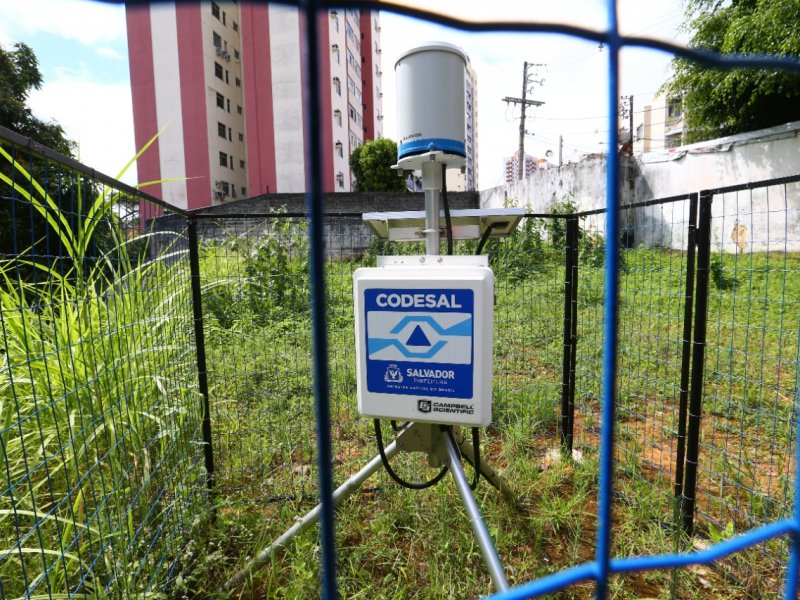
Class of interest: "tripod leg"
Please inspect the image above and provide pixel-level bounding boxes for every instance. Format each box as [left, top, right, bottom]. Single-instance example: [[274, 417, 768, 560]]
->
[[455, 432, 518, 508], [443, 430, 510, 593], [226, 434, 404, 590]]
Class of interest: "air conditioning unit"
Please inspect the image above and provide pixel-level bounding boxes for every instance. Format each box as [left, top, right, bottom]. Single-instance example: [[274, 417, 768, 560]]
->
[[215, 180, 223, 190]]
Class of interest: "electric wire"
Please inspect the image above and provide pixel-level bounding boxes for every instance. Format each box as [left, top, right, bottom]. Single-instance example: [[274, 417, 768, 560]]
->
[[373, 419, 449, 489], [441, 163, 453, 255]]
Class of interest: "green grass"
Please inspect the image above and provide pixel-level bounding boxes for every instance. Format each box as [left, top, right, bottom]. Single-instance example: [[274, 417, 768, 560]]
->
[[0, 141, 205, 597], [185, 227, 800, 599], [5, 188, 798, 599]]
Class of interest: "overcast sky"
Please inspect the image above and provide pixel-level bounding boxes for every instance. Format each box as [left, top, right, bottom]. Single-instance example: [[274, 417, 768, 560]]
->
[[0, 0, 688, 189]]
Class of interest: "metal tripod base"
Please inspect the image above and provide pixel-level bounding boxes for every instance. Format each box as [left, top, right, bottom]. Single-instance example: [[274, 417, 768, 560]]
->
[[227, 422, 515, 593]]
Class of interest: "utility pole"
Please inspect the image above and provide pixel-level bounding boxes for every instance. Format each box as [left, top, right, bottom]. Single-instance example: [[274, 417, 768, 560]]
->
[[620, 95, 634, 156], [503, 61, 545, 181], [558, 134, 563, 167]]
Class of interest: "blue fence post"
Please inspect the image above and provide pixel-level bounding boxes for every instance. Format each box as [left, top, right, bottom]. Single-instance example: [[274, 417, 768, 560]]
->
[[784, 337, 800, 597], [595, 0, 621, 597], [299, 0, 338, 598]]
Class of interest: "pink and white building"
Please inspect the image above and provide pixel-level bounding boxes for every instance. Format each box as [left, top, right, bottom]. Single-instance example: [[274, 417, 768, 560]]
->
[[126, 2, 383, 211]]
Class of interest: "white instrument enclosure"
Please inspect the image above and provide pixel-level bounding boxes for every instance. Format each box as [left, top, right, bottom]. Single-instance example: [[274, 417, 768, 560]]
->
[[354, 255, 494, 427]]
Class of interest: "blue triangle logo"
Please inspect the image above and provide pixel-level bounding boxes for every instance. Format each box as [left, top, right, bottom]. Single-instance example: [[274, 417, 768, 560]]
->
[[406, 324, 431, 347]]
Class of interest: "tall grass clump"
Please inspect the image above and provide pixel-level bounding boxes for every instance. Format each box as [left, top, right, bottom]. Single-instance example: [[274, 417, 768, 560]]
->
[[0, 140, 206, 597]]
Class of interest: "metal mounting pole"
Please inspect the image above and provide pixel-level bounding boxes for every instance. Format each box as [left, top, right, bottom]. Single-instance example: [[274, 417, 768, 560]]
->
[[226, 430, 409, 590], [443, 430, 510, 593], [421, 159, 442, 255], [454, 431, 517, 507]]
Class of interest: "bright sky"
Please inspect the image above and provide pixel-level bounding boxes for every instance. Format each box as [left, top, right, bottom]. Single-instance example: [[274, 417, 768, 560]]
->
[[0, 0, 688, 189]]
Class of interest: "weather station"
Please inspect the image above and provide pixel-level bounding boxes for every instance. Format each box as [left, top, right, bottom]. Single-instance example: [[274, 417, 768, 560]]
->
[[230, 42, 524, 594]]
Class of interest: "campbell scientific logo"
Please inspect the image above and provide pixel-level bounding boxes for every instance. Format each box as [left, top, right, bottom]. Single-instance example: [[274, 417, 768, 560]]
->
[[418, 399, 432, 413]]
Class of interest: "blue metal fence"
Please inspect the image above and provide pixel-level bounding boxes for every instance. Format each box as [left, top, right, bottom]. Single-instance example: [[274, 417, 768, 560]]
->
[[4, 1, 800, 597], [289, 2, 800, 599]]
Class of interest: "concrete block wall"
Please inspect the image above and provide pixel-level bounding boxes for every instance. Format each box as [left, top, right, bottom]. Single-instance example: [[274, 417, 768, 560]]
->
[[147, 191, 479, 259]]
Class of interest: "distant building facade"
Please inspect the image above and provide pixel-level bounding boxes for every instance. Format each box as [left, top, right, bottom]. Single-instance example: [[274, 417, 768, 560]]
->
[[632, 93, 686, 155], [504, 149, 537, 183], [126, 2, 382, 211], [445, 56, 479, 192]]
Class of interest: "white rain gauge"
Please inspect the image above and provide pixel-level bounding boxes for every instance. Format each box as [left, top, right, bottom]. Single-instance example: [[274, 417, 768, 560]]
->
[[229, 42, 523, 594]]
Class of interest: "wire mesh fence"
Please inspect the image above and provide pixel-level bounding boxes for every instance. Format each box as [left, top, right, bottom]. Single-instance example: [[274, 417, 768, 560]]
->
[[4, 0, 800, 595], [0, 129, 207, 598], [4, 114, 800, 596]]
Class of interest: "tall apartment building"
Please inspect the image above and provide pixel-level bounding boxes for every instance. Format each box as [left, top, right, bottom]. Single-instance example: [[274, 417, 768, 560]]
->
[[444, 55, 479, 192], [126, 2, 382, 211]]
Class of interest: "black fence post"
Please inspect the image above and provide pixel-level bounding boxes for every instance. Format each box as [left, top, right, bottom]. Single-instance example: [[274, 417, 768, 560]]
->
[[674, 193, 699, 500], [681, 191, 713, 535], [560, 215, 580, 454], [187, 217, 215, 494]]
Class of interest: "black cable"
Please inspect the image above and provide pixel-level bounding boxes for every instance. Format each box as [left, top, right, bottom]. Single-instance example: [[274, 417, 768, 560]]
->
[[374, 419, 449, 489], [441, 163, 453, 255], [476, 222, 501, 255], [470, 426, 481, 490]]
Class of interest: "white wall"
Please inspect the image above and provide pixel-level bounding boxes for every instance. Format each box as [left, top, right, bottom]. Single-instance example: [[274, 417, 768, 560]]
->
[[480, 122, 800, 252]]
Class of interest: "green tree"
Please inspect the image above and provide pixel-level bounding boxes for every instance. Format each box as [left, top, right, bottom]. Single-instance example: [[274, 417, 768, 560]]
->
[[664, 0, 800, 143], [348, 138, 405, 192], [1, 42, 83, 281], [0, 42, 74, 155]]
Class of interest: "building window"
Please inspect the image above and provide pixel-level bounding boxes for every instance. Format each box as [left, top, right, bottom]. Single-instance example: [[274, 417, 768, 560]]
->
[[233, 21, 239, 32], [332, 44, 340, 64], [240, 159, 246, 169], [347, 49, 361, 77], [220, 181, 229, 195], [335, 141, 343, 157], [234, 49, 240, 60], [211, 2, 220, 19], [214, 62, 223, 79], [333, 77, 341, 96], [228, 127, 232, 141], [336, 171, 345, 188], [219, 151, 228, 167], [225, 70, 229, 84], [237, 105, 242, 115], [241, 186, 247, 196], [229, 155, 234, 169], [334, 109, 342, 127], [217, 122, 226, 138], [216, 92, 225, 109], [238, 132, 244, 142], [235, 77, 241, 87], [222, 11, 226, 26], [213, 32, 221, 48], [667, 97, 683, 119]]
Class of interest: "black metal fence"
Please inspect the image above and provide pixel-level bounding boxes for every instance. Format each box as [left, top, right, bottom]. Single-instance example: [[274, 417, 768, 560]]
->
[[0, 127, 207, 598], [3, 117, 800, 596]]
